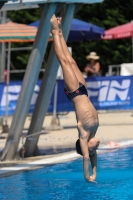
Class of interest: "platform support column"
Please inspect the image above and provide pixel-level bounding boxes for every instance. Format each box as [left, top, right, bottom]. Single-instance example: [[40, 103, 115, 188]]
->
[[24, 4, 76, 157], [1, 3, 57, 161]]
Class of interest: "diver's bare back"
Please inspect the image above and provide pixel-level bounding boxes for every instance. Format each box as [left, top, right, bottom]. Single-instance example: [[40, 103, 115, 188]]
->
[[72, 95, 99, 133]]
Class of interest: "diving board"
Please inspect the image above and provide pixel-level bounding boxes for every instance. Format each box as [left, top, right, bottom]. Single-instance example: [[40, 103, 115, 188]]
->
[[2, 0, 104, 11]]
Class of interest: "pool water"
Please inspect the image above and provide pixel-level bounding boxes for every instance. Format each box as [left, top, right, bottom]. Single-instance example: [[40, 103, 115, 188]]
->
[[0, 147, 133, 200]]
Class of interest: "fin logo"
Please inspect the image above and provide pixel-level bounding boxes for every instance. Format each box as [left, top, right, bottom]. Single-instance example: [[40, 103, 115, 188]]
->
[[1, 85, 40, 107], [87, 79, 131, 102]]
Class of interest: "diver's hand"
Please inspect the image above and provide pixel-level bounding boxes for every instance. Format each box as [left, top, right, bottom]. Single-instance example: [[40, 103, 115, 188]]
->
[[90, 174, 96, 181], [85, 176, 97, 183]]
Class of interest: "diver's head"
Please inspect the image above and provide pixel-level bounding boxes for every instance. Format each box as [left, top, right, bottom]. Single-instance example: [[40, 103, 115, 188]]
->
[[76, 138, 100, 156], [88, 138, 100, 151]]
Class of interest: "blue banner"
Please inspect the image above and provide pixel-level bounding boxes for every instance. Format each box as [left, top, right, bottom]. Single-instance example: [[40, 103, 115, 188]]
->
[[86, 76, 133, 110], [0, 76, 133, 116], [0, 80, 41, 116]]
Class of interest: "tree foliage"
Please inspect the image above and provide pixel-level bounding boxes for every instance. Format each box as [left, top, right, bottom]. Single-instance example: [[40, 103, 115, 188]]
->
[[7, 0, 133, 79], [73, 0, 133, 74]]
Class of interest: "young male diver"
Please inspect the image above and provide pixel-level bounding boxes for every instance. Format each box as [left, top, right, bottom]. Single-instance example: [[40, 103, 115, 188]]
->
[[50, 15, 100, 182]]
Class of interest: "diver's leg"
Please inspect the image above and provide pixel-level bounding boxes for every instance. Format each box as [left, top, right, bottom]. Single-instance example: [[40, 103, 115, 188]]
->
[[58, 18, 86, 87], [50, 15, 79, 92]]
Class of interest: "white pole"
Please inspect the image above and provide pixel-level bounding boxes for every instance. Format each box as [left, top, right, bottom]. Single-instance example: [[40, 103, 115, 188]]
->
[[131, 21, 133, 63], [132, 36, 133, 62], [5, 42, 11, 125], [53, 80, 58, 118]]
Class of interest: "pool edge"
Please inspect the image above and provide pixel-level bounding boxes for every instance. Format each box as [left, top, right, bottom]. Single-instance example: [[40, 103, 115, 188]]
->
[[0, 140, 133, 178]]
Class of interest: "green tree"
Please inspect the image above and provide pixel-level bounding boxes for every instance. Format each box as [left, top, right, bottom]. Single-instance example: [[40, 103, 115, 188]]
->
[[72, 0, 133, 75]]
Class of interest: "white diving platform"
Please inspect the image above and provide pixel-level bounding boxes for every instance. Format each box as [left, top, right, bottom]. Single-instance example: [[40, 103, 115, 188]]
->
[[2, 0, 104, 11]]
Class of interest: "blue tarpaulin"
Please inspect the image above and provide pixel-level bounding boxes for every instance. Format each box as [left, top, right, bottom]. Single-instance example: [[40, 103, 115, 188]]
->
[[0, 76, 133, 116], [29, 18, 104, 41]]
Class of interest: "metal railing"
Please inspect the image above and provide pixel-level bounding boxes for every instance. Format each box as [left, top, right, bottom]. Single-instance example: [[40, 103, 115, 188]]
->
[[9, 69, 45, 74], [108, 64, 121, 76]]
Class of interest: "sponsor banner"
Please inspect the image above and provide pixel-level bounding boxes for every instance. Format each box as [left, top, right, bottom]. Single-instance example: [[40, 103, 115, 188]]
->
[[51, 76, 133, 112], [0, 80, 42, 116], [86, 76, 133, 110], [0, 76, 133, 116]]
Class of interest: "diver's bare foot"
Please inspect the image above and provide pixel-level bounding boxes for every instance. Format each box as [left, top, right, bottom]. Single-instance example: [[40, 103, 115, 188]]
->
[[50, 14, 59, 34], [57, 17, 62, 26], [57, 17, 62, 35]]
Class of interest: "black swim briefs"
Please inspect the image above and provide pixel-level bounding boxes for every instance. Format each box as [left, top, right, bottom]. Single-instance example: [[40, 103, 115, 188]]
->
[[64, 82, 88, 101]]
